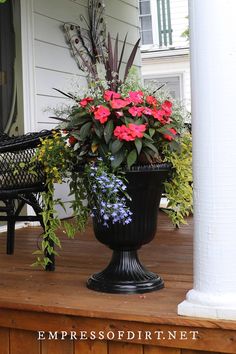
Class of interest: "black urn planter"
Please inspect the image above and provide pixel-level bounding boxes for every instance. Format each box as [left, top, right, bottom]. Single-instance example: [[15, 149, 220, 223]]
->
[[87, 164, 171, 294]]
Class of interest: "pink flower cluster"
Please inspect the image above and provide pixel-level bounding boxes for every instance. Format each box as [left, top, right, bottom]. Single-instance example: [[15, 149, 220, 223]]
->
[[114, 124, 147, 141], [78, 89, 177, 141]]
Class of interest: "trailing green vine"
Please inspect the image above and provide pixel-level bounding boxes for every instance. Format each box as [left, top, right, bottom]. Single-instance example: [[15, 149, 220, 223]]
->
[[31, 131, 73, 268]]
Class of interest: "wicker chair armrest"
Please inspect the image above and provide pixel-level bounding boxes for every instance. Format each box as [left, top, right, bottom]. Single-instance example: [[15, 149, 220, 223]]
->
[[0, 132, 11, 142], [0, 130, 53, 153]]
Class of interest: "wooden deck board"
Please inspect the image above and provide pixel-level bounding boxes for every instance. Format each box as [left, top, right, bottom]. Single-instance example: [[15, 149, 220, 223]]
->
[[0, 213, 233, 328], [0, 213, 191, 322], [0, 213, 236, 353]]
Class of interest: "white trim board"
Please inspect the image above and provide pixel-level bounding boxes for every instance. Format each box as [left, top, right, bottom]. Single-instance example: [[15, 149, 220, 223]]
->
[[0, 222, 28, 234], [20, 0, 37, 133], [0, 221, 41, 233]]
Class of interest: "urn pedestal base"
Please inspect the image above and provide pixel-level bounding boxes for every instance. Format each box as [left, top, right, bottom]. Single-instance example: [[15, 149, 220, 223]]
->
[[87, 165, 170, 294], [87, 249, 164, 294]]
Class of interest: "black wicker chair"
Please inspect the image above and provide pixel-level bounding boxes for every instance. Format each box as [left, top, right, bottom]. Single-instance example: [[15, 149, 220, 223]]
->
[[0, 130, 55, 271]]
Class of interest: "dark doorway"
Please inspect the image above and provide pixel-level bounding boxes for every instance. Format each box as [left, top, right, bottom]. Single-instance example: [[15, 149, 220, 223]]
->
[[0, 0, 16, 133]]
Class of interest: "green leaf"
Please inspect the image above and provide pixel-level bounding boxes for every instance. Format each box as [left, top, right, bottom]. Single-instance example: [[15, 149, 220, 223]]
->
[[71, 131, 81, 139], [143, 133, 154, 142], [143, 141, 158, 153], [111, 140, 124, 154], [111, 149, 126, 169], [98, 144, 109, 159], [127, 149, 137, 168], [94, 122, 103, 138], [104, 120, 114, 144], [19, 162, 26, 168], [70, 114, 90, 126], [149, 128, 155, 137], [143, 149, 153, 163], [134, 139, 142, 155], [80, 122, 92, 140]]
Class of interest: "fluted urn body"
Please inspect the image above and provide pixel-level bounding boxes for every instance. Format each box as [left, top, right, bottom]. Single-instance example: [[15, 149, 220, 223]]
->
[[87, 164, 170, 294]]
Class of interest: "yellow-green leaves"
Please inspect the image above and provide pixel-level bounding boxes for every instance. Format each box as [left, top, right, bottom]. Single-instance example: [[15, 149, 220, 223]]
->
[[163, 132, 193, 227]]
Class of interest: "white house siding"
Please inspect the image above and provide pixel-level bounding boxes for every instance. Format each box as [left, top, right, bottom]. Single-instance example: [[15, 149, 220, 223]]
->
[[141, 53, 190, 111], [29, 0, 141, 132], [170, 0, 189, 49]]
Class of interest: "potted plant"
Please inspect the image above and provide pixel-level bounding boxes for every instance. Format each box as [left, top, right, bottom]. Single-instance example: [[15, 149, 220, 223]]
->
[[33, 72, 192, 293]]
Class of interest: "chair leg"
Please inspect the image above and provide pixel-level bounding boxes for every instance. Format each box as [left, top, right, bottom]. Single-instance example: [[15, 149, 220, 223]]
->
[[7, 220, 16, 254], [6, 200, 16, 255]]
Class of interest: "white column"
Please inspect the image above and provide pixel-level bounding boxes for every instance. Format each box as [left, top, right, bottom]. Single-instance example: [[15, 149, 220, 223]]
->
[[178, 0, 236, 320]]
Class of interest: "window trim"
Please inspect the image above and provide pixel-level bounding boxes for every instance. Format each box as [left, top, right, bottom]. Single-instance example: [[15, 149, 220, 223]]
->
[[20, 0, 37, 133], [139, 0, 158, 50], [142, 72, 184, 101], [139, 0, 173, 51]]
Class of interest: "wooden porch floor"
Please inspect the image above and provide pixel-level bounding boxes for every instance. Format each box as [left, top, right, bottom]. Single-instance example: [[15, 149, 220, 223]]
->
[[0, 213, 235, 354]]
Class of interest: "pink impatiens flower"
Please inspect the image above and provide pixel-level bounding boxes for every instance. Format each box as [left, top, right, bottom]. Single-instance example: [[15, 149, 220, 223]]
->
[[128, 91, 144, 105], [94, 105, 111, 124], [128, 106, 144, 117], [110, 99, 129, 109], [146, 95, 158, 106], [128, 123, 146, 138], [152, 109, 171, 124], [114, 126, 132, 141], [80, 97, 94, 107], [161, 100, 172, 116], [143, 107, 153, 115], [104, 90, 121, 101], [114, 124, 146, 141]]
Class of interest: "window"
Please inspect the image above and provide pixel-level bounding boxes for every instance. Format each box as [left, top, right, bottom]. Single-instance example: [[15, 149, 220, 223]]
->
[[144, 76, 181, 100], [139, 0, 172, 48], [139, 0, 153, 45]]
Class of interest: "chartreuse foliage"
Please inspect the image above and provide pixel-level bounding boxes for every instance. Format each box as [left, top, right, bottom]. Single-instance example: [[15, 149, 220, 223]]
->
[[163, 132, 193, 227]]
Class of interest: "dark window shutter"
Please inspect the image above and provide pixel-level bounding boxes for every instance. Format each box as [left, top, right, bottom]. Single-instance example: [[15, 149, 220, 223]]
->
[[0, 0, 16, 133], [157, 0, 173, 46]]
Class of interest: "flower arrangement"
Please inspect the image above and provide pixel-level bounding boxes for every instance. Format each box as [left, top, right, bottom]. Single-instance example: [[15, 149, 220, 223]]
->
[[59, 87, 180, 167]]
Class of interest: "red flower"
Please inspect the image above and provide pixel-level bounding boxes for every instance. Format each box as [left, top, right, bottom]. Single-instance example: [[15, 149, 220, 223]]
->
[[128, 91, 144, 105], [94, 105, 111, 124], [128, 106, 144, 117], [143, 107, 153, 115], [128, 123, 146, 138], [163, 128, 177, 141], [80, 97, 94, 107], [104, 90, 121, 101], [146, 95, 158, 106], [110, 99, 129, 109], [114, 124, 146, 141], [161, 100, 172, 116], [152, 109, 171, 124], [68, 136, 77, 146], [152, 109, 166, 123], [114, 126, 132, 141]]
